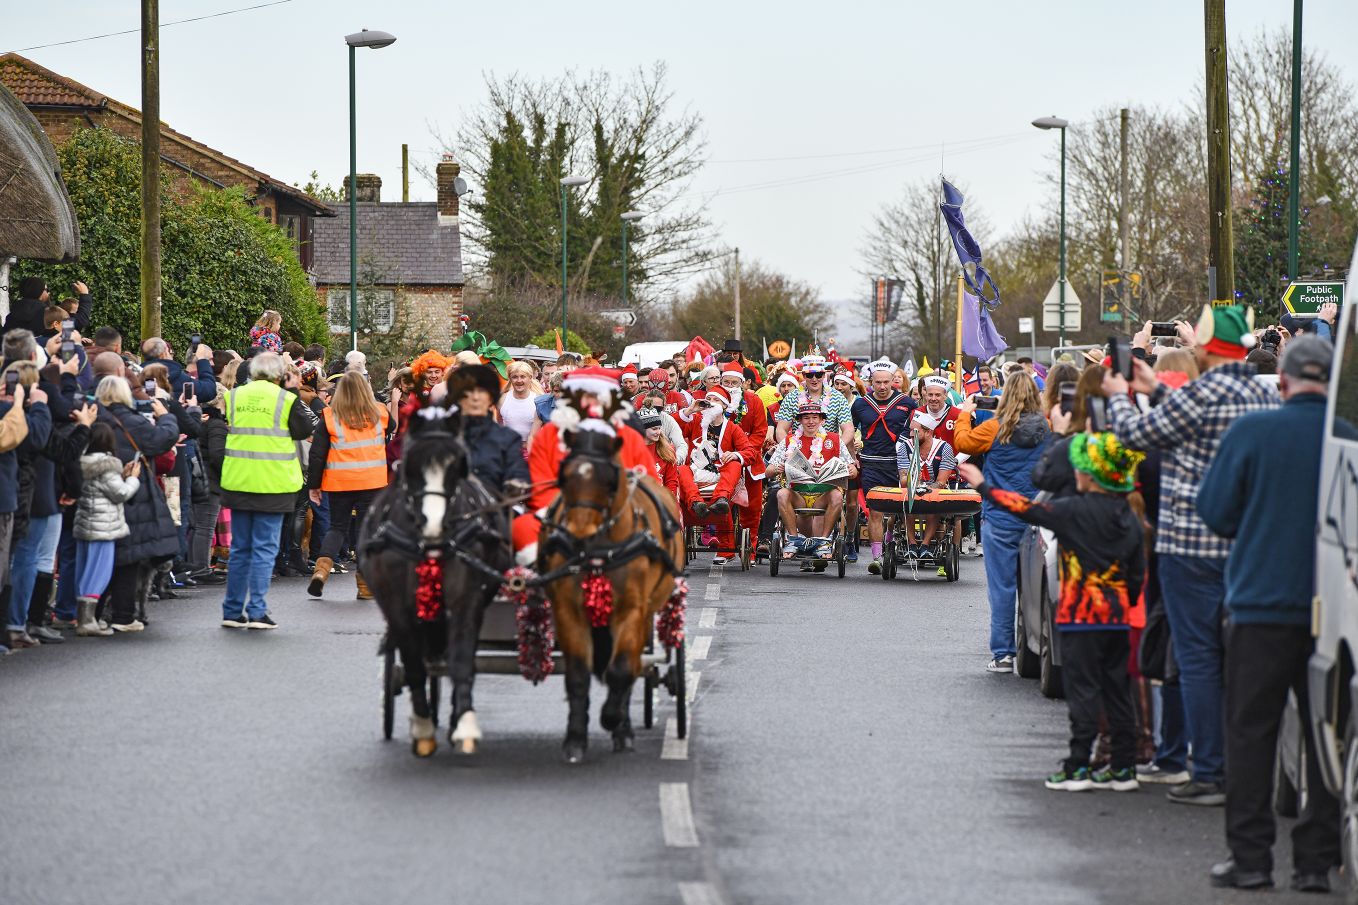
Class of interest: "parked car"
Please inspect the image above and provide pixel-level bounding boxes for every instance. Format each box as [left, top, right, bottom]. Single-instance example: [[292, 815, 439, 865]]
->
[[1014, 491, 1064, 698], [1304, 236, 1358, 895]]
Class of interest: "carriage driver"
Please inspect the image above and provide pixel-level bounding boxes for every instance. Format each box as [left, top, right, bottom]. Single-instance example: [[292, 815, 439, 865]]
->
[[766, 400, 854, 559]]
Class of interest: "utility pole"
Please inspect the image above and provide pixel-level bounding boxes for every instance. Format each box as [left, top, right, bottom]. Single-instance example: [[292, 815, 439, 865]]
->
[[1286, 0, 1303, 282], [733, 246, 741, 341], [1118, 107, 1132, 322], [1204, 0, 1236, 303], [140, 0, 162, 341]]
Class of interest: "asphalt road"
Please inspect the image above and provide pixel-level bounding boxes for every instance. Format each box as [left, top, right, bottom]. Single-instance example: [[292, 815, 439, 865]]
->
[[0, 556, 1332, 905]]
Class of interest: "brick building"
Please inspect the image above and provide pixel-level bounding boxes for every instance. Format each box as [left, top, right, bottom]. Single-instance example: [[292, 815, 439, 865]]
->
[[310, 158, 466, 350], [0, 53, 333, 268]]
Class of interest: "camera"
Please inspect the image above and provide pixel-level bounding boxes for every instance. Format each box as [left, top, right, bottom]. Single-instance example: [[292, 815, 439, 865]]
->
[[1059, 382, 1077, 416], [1150, 322, 1178, 338], [973, 394, 999, 411]]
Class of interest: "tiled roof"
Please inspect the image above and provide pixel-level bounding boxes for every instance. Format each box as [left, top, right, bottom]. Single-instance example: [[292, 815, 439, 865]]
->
[[312, 203, 464, 286], [0, 56, 103, 108], [0, 53, 332, 216]]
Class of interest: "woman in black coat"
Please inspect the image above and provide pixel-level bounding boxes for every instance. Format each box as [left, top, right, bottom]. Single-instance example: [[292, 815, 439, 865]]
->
[[447, 365, 530, 490], [93, 375, 180, 630], [188, 400, 229, 578]]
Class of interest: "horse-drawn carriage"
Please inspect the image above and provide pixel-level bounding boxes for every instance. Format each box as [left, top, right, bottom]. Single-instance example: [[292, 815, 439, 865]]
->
[[362, 396, 689, 763]]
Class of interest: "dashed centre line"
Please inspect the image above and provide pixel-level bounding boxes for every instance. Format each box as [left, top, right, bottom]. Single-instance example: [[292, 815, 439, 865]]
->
[[659, 782, 700, 847], [689, 635, 712, 661], [698, 607, 717, 628], [703, 583, 721, 601], [678, 881, 723, 905], [661, 715, 688, 760]]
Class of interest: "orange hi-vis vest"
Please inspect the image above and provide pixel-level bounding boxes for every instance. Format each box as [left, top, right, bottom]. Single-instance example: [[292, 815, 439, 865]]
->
[[320, 407, 389, 492]]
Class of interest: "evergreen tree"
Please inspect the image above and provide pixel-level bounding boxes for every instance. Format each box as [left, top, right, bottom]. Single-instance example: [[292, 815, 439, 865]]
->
[[1234, 158, 1312, 310]]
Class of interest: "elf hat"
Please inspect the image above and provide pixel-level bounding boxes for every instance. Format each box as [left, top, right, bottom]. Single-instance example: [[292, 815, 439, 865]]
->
[[1067, 431, 1145, 493], [1194, 304, 1256, 360]]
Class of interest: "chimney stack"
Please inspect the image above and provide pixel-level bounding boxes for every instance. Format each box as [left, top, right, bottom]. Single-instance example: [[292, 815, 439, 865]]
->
[[436, 154, 461, 219], [345, 173, 382, 203]]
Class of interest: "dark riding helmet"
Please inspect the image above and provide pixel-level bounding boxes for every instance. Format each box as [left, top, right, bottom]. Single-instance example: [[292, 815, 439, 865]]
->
[[446, 363, 501, 402]]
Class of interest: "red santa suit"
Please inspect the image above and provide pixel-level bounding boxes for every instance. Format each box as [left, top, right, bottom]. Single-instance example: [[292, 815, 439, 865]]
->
[[680, 385, 756, 550]]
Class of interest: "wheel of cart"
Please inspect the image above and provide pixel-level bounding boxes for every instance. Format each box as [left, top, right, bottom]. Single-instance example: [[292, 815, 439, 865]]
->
[[880, 515, 898, 581], [768, 482, 847, 578], [866, 486, 980, 581], [684, 486, 749, 568], [642, 636, 687, 739]]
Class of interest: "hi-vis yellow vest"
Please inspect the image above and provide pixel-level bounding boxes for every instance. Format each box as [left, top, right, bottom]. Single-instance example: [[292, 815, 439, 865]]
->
[[221, 381, 302, 494]]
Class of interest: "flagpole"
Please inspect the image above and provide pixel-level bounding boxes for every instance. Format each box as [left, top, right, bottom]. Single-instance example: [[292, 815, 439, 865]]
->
[[954, 275, 965, 394]]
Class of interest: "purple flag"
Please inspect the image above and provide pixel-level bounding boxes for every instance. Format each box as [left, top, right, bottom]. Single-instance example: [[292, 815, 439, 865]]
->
[[961, 292, 1008, 360]]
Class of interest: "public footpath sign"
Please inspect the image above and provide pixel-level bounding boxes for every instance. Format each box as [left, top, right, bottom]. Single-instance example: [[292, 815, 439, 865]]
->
[[1282, 280, 1344, 315]]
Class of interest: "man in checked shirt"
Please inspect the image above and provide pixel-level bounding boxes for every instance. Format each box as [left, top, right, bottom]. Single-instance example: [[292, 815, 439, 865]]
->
[[1103, 304, 1278, 807]]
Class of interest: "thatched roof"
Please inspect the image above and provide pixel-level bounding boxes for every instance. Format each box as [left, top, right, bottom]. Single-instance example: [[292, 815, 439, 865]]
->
[[0, 79, 79, 262]]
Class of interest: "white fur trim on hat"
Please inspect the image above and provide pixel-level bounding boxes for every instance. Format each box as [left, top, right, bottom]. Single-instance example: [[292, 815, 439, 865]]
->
[[576, 417, 617, 437], [550, 405, 581, 433]]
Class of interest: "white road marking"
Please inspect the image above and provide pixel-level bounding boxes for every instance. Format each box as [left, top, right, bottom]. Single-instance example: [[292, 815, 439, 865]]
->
[[707, 564, 722, 578], [688, 669, 701, 705], [698, 607, 717, 628], [659, 782, 699, 847], [703, 583, 721, 601], [661, 715, 688, 760], [689, 635, 712, 661], [678, 881, 722, 905]]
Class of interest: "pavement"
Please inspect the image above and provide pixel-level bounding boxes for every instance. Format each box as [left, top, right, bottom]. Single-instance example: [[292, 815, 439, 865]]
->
[[0, 557, 1335, 905]]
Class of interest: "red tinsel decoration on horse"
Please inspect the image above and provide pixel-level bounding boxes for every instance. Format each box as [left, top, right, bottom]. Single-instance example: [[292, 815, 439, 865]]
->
[[415, 556, 444, 621], [580, 560, 614, 628], [500, 566, 555, 684], [658, 577, 688, 651]]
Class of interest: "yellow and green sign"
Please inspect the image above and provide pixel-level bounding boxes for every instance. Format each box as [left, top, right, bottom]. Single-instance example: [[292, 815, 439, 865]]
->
[[1282, 280, 1344, 315]]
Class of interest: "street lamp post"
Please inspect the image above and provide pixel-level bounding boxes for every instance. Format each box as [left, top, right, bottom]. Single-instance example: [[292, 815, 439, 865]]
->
[[559, 175, 589, 343], [1033, 115, 1070, 348], [344, 28, 397, 352], [620, 210, 644, 307]]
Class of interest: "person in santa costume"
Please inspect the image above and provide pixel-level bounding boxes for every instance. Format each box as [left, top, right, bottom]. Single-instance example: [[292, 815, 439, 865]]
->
[[766, 399, 854, 561], [680, 385, 756, 564], [637, 366, 692, 416], [619, 364, 640, 399], [511, 366, 653, 565]]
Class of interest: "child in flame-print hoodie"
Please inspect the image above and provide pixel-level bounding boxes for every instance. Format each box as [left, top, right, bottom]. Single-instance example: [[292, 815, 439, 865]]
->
[[958, 431, 1146, 793]]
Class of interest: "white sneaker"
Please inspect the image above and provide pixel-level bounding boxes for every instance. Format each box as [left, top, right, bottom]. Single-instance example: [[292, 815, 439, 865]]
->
[[712, 555, 730, 566], [1135, 764, 1191, 785], [986, 656, 1014, 673], [973, 543, 983, 557], [110, 620, 145, 633]]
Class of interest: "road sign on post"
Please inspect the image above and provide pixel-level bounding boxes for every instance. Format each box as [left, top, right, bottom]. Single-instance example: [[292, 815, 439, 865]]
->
[[598, 309, 639, 327], [1282, 281, 1344, 315], [1018, 316, 1034, 333], [1041, 279, 1082, 332]]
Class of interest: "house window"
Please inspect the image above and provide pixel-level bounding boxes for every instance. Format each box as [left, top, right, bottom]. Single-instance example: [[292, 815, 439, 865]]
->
[[326, 287, 394, 334], [279, 214, 311, 269]]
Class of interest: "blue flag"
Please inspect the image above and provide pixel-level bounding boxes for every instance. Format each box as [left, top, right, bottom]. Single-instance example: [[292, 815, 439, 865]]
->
[[939, 178, 1000, 308]]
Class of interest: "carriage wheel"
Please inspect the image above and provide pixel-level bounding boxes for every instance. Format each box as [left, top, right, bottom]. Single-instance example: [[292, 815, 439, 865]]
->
[[428, 672, 441, 727], [947, 541, 961, 582], [673, 640, 688, 739], [382, 647, 397, 741], [942, 542, 959, 582], [769, 528, 781, 577], [643, 666, 656, 729], [739, 528, 753, 571]]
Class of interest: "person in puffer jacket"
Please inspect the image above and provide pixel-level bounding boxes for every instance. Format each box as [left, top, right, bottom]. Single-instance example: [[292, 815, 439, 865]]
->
[[74, 423, 141, 636], [954, 372, 1051, 673]]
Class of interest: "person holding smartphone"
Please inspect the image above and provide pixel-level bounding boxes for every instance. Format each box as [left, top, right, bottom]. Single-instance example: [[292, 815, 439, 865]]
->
[[0, 359, 53, 650]]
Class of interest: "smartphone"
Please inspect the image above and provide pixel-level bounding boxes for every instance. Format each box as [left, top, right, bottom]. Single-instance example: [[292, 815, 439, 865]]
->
[[135, 399, 154, 415], [974, 394, 999, 411], [1087, 397, 1110, 432], [60, 340, 76, 363], [1150, 322, 1177, 338], [1059, 382, 1077, 416], [61, 319, 74, 340], [143, 379, 157, 398], [188, 333, 202, 355], [3, 372, 17, 397], [1108, 335, 1134, 380]]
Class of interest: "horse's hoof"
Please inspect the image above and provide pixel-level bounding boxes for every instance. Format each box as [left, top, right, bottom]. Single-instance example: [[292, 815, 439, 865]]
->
[[612, 735, 635, 754], [456, 738, 477, 756], [563, 742, 587, 765], [412, 737, 438, 758], [599, 707, 622, 732]]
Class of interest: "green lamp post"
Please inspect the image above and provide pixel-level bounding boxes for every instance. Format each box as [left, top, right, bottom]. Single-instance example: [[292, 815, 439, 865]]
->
[[1033, 115, 1070, 348], [344, 28, 396, 352]]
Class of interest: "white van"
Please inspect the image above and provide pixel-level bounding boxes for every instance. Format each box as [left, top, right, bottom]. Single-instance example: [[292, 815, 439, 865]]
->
[[1305, 237, 1358, 886]]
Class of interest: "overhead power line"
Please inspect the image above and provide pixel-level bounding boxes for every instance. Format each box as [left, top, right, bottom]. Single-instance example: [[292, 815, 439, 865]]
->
[[7, 0, 294, 54]]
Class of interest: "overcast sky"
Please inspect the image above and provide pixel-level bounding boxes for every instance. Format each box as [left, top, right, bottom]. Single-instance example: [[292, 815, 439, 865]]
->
[[9, 0, 1358, 341]]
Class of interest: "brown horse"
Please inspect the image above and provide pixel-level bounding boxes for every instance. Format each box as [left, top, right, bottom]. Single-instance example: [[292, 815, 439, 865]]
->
[[540, 428, 685, 764]]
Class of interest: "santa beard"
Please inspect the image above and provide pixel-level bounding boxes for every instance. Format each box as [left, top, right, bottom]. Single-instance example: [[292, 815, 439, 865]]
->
[[701, 404, 724, 428]]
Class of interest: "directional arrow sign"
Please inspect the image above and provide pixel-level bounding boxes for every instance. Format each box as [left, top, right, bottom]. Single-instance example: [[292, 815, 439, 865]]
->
[[1282, 281, 1344, 315], [599, 308, 638, 327]]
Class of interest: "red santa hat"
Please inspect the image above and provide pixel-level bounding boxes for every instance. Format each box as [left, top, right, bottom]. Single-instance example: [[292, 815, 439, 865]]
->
[[561, 366, 622, 400], [702, 385, 731, 407], [621, 363, 639, 378], [720, 361, 744, 377]]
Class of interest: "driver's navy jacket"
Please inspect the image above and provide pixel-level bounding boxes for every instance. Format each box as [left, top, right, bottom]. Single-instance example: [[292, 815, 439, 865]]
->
[[464, 415, 530, 489]]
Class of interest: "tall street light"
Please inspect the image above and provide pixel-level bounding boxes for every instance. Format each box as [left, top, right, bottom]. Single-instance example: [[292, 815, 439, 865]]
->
[[1033, 115, 1069, 348], [620, 210, 645, 307], [345, 28, 397, 352], [559, 175, 589, 342]]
